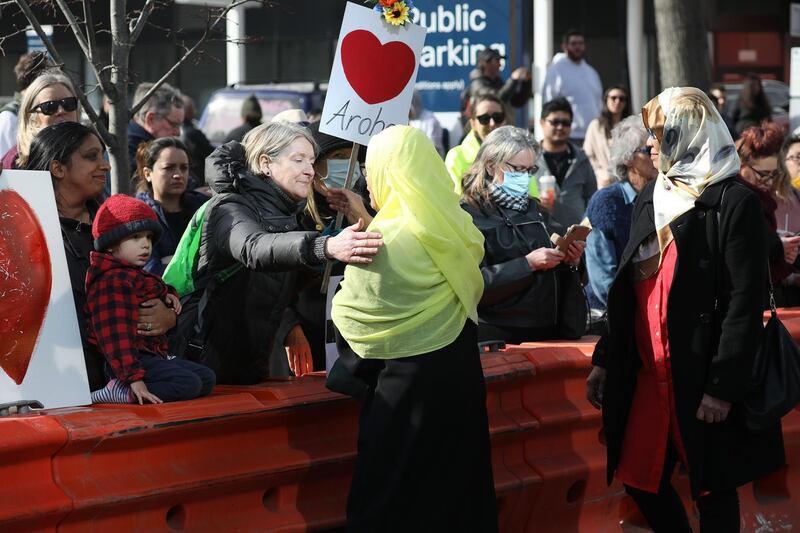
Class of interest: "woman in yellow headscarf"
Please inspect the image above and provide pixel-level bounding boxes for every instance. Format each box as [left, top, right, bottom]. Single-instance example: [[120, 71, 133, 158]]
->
[[331, 125, 497, 532], [586, 87, 784, 531]]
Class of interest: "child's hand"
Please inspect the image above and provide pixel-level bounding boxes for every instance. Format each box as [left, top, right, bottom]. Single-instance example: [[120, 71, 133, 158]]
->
[[165, 293, 182, 315], [130, 380, 163, 405]]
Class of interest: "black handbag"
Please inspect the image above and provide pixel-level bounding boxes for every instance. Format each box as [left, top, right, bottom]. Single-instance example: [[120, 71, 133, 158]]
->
[[743, 264, 800, 431], [710, 182, 800, 431]]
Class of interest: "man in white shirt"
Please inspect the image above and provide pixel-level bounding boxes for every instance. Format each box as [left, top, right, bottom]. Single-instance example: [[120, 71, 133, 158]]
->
[[541, 29, 603, 146]]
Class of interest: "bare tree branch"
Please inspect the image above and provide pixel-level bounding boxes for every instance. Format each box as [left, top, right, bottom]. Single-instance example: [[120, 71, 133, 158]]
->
[[82, 0, 98, 63], [129, 0, 157, 44], [52, 0, 116, 96], [14, 0, 112, 144], [130, 0, 260, 116]]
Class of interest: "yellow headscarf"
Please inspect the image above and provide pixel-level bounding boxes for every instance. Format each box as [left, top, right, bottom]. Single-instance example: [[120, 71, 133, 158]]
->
[[642, 87, 739, 257], [331, 126, 485, 359]]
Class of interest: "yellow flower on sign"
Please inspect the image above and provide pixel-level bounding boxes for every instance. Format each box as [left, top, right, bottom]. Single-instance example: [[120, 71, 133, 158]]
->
[[383, 1, 410, 26]]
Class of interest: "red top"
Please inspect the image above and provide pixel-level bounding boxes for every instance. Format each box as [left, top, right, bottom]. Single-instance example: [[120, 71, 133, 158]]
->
[[616, 241, 688, 493]]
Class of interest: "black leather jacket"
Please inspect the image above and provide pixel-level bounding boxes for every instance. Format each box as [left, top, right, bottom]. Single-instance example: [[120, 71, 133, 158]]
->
[[187, 142, 325, 384], [461, 200, 562, 329]]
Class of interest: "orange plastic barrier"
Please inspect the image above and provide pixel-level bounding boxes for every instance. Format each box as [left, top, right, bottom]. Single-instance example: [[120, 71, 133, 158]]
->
[[0, 416, 71, 532], [1, 310, 800, 531]]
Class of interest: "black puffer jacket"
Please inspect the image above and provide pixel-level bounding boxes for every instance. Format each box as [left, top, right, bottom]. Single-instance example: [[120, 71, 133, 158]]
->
[[187, 141, 326, 384], [462, 200, 579, 334]]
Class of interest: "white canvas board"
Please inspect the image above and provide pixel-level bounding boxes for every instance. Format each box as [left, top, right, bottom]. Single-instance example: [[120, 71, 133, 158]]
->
[[0, 169, 90, 408], [320, 1, 427, 146]]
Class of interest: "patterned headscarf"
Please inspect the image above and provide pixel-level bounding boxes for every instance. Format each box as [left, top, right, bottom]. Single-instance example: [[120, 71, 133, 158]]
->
[[642, 87, 739, 257]]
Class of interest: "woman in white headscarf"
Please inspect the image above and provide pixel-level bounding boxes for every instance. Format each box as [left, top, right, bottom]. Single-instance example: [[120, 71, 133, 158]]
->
[[585, 87, 785, 532]]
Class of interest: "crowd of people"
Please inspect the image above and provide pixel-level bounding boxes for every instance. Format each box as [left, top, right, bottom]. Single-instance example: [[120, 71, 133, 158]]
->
[[1, 33, 797, 529]]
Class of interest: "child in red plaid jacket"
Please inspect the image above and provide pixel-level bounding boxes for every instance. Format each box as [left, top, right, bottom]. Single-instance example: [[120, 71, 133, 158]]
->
[[86, 195, 215, 404]]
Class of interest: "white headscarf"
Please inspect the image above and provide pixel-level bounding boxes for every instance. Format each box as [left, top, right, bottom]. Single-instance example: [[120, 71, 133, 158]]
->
[[642, 87, 740, 256]]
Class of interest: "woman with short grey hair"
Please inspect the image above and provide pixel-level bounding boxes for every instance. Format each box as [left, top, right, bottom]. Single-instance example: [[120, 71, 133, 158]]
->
[[461, 125, 587, 343], [174, 121, 383, 384], [585, 115, 658, 311]]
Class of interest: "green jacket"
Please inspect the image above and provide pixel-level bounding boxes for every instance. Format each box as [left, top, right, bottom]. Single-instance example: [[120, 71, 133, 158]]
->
[[445, 130, 481, 194]]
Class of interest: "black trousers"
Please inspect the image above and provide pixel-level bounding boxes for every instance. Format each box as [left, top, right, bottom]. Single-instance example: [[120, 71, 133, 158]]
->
[[624, 443, 741, 533], [335, 321, 498, 533]]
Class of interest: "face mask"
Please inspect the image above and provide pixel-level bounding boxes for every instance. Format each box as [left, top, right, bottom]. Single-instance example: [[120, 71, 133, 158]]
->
[[321, 158, 360, 189], [499, 171, 531, 198]]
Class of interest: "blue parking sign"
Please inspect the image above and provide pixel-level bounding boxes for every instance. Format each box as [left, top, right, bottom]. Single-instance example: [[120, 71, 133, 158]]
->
[[411, 1, 515, 113]]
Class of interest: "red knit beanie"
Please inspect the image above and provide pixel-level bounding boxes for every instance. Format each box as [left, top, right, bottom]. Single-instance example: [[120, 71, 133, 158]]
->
[[92, 194, 162, 251]]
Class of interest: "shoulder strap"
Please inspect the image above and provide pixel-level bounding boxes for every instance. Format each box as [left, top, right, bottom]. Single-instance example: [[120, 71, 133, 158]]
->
[[710, 181, 729, 312], [710, 180, 773, 314]]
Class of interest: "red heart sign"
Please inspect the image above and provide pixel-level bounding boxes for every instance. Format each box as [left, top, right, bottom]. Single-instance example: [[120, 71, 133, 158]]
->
[[0, 190, 52, 385], [341, 29, 416, 105]]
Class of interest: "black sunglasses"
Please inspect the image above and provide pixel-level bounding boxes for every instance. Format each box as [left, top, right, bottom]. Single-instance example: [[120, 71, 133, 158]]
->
[[475, 112, 505, 125], [608, 95, 627, 102], [31, 96, 78, 116], [546, 118, 571, 128]]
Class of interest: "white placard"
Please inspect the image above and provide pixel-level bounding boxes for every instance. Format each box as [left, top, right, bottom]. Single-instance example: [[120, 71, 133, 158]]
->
[[0, 170, 90, 409], [320, 1, 427, 146]]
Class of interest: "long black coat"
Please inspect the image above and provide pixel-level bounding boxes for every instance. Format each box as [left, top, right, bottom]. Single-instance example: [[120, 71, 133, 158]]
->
[[592, 178, 785, 497]]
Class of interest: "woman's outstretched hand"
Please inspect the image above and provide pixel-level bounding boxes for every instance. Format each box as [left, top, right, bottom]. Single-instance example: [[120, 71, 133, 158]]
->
[[325, 219, 383, 264]]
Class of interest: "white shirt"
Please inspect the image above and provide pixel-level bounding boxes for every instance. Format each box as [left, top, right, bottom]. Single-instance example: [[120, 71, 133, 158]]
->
[[0, 110, 18, 157], [542, 56, 603, 140]]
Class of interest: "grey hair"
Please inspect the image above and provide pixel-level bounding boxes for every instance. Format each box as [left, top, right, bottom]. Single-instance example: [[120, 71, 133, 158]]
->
[[242, 121, 319, 175], [609, 114, 648, 182], [461, 125, 540, 208], [133, 82, 183, 122]]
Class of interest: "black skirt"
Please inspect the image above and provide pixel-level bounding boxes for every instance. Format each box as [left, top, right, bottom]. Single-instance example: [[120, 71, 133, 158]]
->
[[333, 320, 498, 532]]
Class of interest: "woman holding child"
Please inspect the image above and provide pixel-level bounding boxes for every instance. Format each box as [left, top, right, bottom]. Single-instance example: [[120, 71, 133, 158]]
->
[[26, 122, 177, 392]]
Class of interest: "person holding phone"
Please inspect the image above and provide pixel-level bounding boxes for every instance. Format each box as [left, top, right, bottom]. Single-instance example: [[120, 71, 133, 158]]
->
[[460, 125, 587, 343]]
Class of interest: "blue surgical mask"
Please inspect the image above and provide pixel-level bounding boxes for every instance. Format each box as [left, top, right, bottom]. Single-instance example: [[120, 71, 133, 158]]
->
[[499, 171, 531, 197], [322, 159, 360, 189]]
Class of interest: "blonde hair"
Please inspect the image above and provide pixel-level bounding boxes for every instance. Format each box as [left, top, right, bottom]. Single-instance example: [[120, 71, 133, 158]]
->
[[17, 71, 79, 167], [461, 126, 539, 209], [241, 121, 318, 176]]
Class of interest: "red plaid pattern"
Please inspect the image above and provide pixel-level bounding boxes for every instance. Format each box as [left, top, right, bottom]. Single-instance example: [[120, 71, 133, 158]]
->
[[85, 252, 176, 383]]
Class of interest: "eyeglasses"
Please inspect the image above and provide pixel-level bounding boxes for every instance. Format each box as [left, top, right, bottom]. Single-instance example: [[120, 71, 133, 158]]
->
[[634, 146, 650, 155], [748, 165, 780, 183], [505, 162, 539, 174], [475, 112, 505, 125], [161, 115, 182, 130], [30, 96, 78, 116], [546, 119, 571, 128], [645, 127, 657, 140], [608, 95, 627, 102], [786, 155, 800, 163]]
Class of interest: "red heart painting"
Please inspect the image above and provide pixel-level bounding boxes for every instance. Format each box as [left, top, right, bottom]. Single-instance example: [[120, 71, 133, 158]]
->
[[341, 29, 416, 105], [0, 189, 52, 385]]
